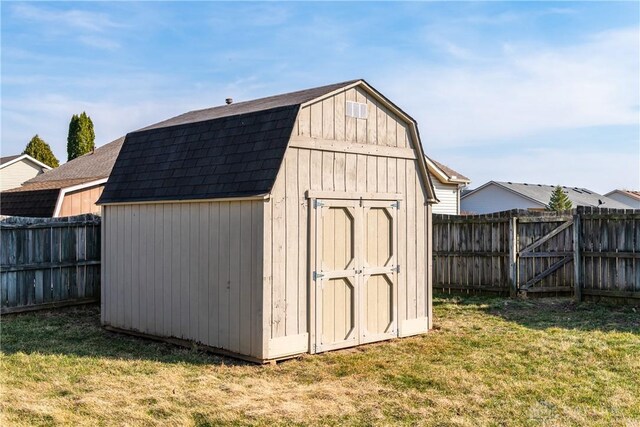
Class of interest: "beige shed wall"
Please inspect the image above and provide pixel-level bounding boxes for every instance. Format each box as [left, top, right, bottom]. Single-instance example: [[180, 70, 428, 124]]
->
[[264, 87, 432, 358], [0, 160, 46, 191], [58, 185, 104, 217], [101, 200, 265, 360]]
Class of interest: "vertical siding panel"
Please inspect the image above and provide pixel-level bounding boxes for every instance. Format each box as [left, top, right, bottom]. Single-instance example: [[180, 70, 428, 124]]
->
[[334, 152, 346, 192], [180, 204, 191, 338], [310, 150, 322, 191], [356, 89, 367, 144], [345, 89, 356, 142], [171, 204, 181, 338], [209, 202, 220, 346], [310, 102, 323, 139], [218, 202, 231, 349], [123, 205, 133, 330], [377, 157, 388, 193], [387, 114, 397, 147], [397, 159, 407, 325], [152, 204, 166, 335], [163, 204, 172, 337], [334, 91, 346, 141], [130, 205, 140, 331], [345, 153, 357, 193], [101, 207, 106, 324], [298, 106, 311, 137], [147, 205, 157, 334], [285, 155, 299, 336], [138, 205, 148, 333], [271, 172, 286, 338], [367, 100, 378, 144], [116, 206, 125, 328], [240, 202, 253, 355], [406, 162, 417, 320], [229, 202, 242, 353], [397, 124, 408, 149], [198, 204, 210, 344], [366, 156, 377, 193], [322, 152, 334, 191], [416, 178, 426, 318], [356, 154, 367, 193], [297, 150, 310, 335], [377, 105, 388, 146], [189, 204, 199, 341], [252, 201, 264, 358], [388, 158, 397, 193], [262, 198, 273, 356], [322, 97, 335, 140]]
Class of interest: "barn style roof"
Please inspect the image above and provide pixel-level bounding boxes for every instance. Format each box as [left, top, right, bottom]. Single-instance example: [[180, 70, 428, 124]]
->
[[462, 181, 630, 209], [98, 80, 368, 204]]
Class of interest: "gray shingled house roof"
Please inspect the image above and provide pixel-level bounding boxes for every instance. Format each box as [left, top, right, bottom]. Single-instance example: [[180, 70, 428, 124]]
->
[[98, 80, 361, 204], [463, 181, 630, 209], [0, 155, 21, 165]]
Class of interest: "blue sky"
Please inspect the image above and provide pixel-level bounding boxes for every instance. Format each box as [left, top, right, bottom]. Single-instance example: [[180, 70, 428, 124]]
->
[[2, 1, 638, 192]]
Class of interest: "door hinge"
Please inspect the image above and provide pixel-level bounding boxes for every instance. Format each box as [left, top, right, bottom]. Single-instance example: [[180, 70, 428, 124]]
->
[[313, 271, 324, 281], [391, 201, 400, 209], [393, 265, 400, 273], [314, 199, 325, 208]]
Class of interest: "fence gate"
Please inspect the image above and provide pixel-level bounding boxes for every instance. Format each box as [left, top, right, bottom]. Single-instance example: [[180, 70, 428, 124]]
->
[[515, 216, 575, 295]]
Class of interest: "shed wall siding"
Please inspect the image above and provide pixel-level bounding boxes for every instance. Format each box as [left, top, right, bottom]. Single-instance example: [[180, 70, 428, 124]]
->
[[58, 185, 104, 217], [102, 200, 265, 359], [430, 172, 459, 215], [461, 185, 542, 214], [0, 160, 45, 191], [295, 87, 411, 148], [265, 91, 431, 357]]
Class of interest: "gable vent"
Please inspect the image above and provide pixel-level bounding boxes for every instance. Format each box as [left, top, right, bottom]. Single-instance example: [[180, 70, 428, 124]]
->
[[346, 101, 368, 119]]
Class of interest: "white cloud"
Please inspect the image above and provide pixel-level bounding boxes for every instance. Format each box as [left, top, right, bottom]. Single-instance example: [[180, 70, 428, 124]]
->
[[381, 27, 639, 147], [11, 3, 121, 32]]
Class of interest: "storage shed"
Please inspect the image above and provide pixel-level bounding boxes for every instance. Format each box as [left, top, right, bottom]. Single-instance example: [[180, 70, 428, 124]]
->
[[98, 79, 437, 362]]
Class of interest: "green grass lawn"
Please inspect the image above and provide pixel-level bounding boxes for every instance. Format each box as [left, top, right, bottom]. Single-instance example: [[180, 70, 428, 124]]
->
[[1, 295, 638, 426]]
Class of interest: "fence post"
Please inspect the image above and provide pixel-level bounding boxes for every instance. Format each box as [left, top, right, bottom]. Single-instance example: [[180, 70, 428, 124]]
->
[[573, 211, 582, 302], [508, 215, 518, 297]]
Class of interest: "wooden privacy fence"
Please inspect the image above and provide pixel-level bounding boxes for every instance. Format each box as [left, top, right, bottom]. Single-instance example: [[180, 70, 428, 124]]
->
[[1, 214, 101, 314], [433, 207, 640, 304]]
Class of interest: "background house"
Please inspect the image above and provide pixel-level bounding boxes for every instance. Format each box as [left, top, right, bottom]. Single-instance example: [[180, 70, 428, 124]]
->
[[425, 157, 469, 215], [0, 138, 124, 217], [461, 181, 629, 214], [604, 189, 640, 208], [98, 79, 436, 363], [0, 154, 51, 191]]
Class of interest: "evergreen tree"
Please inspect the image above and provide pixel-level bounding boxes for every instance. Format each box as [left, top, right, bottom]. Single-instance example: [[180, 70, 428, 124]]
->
[[23, 134, 59, 168], [547, 185, 572, 211], [67, 112, 95, 161]]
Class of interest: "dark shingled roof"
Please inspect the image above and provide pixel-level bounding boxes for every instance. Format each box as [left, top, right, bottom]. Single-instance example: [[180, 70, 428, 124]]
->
[[428, 157, 470, 182], [0, 189, 60, 217], [99, 80, 360, 204]]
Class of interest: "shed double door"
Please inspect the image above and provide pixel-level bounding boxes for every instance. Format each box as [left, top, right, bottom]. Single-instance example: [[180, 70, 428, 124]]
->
[[313, 199, 398, 353]]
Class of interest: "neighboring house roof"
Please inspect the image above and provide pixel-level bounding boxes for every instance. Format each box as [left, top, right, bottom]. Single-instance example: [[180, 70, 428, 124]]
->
[[0, 155, 21, 165], [0, 138, 123, 217], [0, 154, 53, 171], [605, 189, 640, 201], [462, 181, 630, 209], [99, 79, 436, 205], [425, 156, 470, 184]]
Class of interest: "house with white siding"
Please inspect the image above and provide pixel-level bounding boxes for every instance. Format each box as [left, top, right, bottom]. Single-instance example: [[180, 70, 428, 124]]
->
[[604, 190, 640, 208], [0, 154, 51, 191], [425, 157, 470, 215], [461, 181, 630, 214]]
